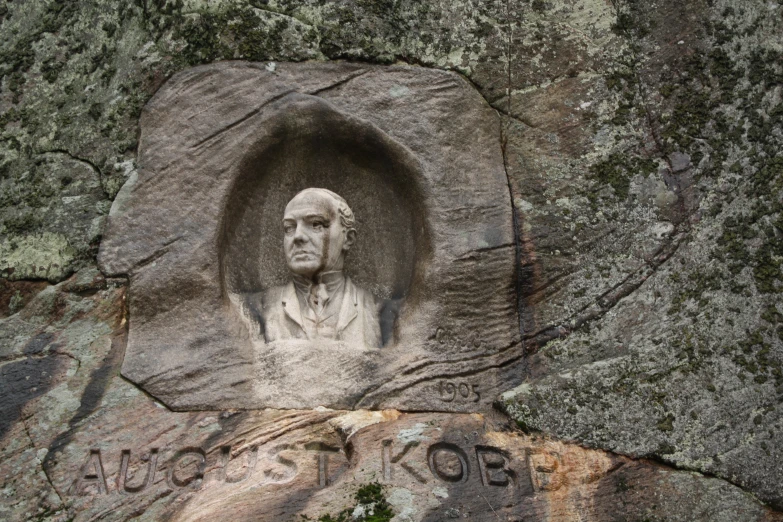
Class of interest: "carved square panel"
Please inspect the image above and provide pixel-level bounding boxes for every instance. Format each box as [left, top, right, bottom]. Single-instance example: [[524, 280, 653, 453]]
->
[[99, 62, 522, 410]]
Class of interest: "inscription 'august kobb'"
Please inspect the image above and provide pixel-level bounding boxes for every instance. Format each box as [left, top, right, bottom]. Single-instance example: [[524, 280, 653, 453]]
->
[[73, 435, 557, 497]]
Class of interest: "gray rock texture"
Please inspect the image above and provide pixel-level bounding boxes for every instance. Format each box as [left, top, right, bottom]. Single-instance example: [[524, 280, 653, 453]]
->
[[499, 0, 783, 510], [0, 0, 781, 520]]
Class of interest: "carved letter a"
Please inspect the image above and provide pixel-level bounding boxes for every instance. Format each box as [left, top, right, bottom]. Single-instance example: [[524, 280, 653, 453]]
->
[[73, 449, 108, 495]]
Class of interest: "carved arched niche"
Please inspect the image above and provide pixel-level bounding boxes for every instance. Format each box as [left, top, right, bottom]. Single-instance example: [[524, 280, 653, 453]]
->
[[99, 62, 523, 411], [219, 97, 431, 341]]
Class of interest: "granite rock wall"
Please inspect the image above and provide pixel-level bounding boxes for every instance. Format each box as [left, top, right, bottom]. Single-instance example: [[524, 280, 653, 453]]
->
[[0, 0, 781, 520]]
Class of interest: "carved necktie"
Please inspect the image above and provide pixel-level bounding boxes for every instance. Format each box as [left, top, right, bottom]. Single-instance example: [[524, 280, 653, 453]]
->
[[308, 283, 329, 316]]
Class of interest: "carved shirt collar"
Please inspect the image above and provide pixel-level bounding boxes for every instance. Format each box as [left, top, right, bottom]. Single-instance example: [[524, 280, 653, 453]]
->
[[291, 271, 346, 298]]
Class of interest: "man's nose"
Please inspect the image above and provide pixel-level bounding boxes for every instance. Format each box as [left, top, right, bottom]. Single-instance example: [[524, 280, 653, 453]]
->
[[292, 224, 308, 243]]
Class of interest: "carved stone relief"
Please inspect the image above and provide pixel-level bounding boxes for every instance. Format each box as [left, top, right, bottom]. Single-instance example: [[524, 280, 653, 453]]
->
[[99, 61, 522, 410], [254, 188, 385, 347]]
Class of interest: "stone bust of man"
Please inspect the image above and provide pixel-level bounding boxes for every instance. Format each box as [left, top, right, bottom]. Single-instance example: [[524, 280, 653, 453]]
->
[[252, 188, 384, 348]]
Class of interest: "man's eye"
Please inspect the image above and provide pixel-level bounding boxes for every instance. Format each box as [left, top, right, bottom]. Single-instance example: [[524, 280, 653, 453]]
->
[[312, 222, 325, 230], [284, 225, 295, 234]]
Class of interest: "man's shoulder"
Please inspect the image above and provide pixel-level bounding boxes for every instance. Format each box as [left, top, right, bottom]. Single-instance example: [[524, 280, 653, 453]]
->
[[260, 283, 286, 298], [241, 284, 288, 312], [260, 283, 290, 309], [345, 278, 383, 309]]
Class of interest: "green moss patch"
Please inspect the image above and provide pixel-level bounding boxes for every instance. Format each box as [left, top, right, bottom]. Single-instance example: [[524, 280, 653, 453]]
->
[[304, 483, 394, 522]]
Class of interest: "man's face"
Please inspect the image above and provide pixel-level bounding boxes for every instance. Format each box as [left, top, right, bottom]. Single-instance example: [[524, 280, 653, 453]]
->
[[283, 191, 349, 279]]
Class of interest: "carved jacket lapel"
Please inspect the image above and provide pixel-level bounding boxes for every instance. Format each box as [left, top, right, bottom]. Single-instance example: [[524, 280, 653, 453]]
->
[[336, 277, 359, 334], [280, 281, 304, 330]]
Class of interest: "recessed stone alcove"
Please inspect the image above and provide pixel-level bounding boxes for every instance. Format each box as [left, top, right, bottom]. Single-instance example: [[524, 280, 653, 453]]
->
[[98, 61, 523, 411], [219, 94, 431, 340]]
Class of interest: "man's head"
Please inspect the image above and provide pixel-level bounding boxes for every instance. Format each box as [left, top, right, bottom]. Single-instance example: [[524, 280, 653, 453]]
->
[[282, 188, 356, 279]]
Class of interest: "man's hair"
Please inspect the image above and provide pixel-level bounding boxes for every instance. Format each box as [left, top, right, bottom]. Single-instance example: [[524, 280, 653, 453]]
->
[[293, 188, 356, 232]]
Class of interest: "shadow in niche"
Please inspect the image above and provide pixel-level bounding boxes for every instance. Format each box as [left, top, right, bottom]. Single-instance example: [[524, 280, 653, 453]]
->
[[219, 94, 431, 360]]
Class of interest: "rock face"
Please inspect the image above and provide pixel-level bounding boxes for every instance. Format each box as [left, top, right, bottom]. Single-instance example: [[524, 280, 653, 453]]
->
[[0, 0, 782, 521], [2, 275, 780, 521], [98, 61, 521, 411]]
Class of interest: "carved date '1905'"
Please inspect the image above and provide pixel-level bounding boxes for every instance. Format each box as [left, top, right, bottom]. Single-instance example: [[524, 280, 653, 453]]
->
[[438, 381, 480, 403]]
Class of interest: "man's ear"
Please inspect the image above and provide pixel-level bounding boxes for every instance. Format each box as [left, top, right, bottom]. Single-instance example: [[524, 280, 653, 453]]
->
[[343, 229, 356, 250]]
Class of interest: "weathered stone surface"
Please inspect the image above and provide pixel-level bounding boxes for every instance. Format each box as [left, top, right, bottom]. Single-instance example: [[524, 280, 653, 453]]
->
[[2, 271, 777, 522], [0, 269, 126, 521], [498, 0, 783, 510], [1, 0, 782, 519], [98, 61, 521, 412], [0, 152, 109, 282], [20, 402, 783, 522]]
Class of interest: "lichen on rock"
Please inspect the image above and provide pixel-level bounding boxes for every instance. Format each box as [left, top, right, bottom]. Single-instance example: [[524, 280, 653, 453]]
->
[[0, 0, 781, 519]]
